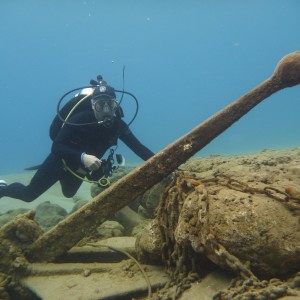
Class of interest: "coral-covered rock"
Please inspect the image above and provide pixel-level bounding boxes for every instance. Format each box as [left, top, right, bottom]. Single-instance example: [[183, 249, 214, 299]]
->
[[135, 220, 162, 264], [175, 183, 300, 276]]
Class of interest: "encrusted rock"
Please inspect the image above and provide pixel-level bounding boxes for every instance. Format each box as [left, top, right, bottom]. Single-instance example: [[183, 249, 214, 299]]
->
[[176, 184, 300, 276], [96, 220, 124, 239], [136, 147, 300, 277], [135, 220, 162, 264]]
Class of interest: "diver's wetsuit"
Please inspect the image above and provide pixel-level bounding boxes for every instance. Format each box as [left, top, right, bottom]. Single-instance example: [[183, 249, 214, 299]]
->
[[0, 111, 154, 202]]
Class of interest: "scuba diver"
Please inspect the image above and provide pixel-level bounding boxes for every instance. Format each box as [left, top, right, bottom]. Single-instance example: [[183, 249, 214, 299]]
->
[[0, 76, 154, 202]]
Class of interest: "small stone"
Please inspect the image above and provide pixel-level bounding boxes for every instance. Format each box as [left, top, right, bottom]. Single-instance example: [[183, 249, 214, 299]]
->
[[83, 269, 91, 277], [67, 282, 77, 288]]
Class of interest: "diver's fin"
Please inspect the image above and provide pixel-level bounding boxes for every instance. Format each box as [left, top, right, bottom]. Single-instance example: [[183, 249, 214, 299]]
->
[[24, 165, 41, 171]]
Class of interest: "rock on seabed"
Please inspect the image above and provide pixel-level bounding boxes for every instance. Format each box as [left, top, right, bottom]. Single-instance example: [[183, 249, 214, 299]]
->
[[138, 147, 300, 277]]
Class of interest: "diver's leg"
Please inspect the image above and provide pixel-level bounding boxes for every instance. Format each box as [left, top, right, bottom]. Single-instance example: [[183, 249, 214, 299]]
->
[[60, 171, 83, 198], [0, 154, 62, 202]]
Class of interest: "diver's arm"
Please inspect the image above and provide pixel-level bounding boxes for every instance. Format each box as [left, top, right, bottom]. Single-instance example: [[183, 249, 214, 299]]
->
[[51, 113, 87, 167], [52, 138, 101, 171], [51, 129, 83, 166], [119, 123, 154, 161]]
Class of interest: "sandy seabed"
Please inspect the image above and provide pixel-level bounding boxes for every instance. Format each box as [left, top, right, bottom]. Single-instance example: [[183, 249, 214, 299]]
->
[[1, 146, 300, 299], [0, 171, 91, 214]]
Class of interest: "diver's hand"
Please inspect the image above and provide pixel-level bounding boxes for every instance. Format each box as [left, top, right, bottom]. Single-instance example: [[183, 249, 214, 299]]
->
[[82, 153, 102, 171]]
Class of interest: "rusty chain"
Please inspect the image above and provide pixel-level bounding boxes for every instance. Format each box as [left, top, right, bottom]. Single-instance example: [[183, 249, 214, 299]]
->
[[182, 172, 300, 210], [151, 176, 202, 300], [206, 232, 300, 299]]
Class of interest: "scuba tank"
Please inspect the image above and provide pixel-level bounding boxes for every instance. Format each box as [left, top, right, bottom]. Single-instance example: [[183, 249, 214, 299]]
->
[[49, 92, 94, 141]]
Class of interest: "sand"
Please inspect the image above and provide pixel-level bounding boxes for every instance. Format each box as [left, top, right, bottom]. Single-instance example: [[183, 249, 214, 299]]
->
[[0, 170, 91, 214]]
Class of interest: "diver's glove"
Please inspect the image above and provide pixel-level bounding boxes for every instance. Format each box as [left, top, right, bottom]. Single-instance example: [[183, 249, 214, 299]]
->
[[81, 153, 102, 171]]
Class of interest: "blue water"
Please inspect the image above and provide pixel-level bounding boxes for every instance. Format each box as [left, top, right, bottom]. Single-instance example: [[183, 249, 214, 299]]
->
[[1, 1, 299, 175]]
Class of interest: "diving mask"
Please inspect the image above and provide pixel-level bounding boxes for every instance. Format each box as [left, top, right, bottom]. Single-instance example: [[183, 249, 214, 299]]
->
[[92, 95, 118, 127]]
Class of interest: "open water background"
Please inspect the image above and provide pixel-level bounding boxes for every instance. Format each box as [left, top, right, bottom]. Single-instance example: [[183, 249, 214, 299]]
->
[[0, 1, 300, 175]]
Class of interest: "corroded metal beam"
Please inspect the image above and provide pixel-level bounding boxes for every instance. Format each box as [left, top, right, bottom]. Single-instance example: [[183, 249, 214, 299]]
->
[[26, 52, 300, 262]]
